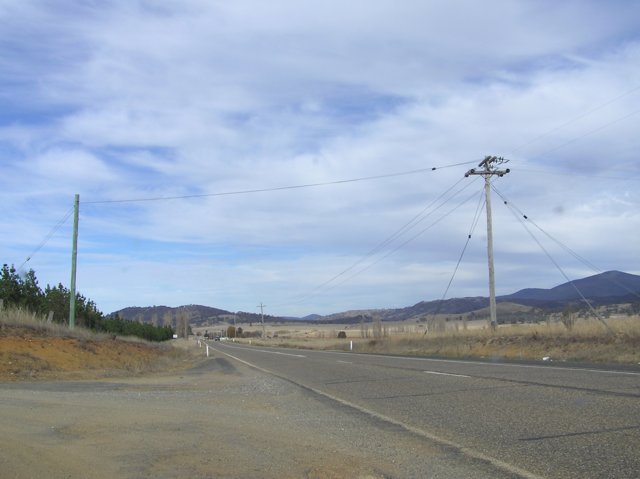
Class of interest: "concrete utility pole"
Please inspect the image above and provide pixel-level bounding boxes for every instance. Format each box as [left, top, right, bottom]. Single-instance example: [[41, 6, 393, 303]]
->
[[465, 157, 510, 330], [257, 302, 266, 339], [69, 194, 80, 330]]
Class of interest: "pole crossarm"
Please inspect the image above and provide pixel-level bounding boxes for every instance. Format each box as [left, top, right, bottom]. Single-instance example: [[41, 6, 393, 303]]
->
[[465, 155, 510, 178]]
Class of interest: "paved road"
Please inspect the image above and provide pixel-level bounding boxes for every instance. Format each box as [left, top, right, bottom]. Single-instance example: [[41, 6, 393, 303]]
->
[[209, 341, 640, 479]]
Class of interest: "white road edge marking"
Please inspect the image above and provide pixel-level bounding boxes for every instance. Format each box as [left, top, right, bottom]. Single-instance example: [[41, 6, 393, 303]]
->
[[327, 350, 640, 376], [424, 370, 471, 378], [211, 345, 543, 479], [224, 345, 306, 358]]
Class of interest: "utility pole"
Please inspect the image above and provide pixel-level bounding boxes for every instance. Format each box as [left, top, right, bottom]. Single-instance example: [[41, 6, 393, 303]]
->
[[465, 156, 510, 330], [69, 194, 80, 330], [257, 302, 266, 339]]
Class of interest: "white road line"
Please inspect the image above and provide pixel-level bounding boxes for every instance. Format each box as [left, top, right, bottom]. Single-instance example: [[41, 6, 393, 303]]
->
[[326, 350, 640, 376], [239, 347, 306, 358], [424, 370, 471, 378], [211, 342, 307, 358], [337, 360, 352, 364]]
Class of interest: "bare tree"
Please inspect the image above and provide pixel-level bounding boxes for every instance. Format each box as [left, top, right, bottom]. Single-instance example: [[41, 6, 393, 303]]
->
[[163, 310, 173, 328], [177, 309, 190, 338], [561, 306, 576, 331], [372, 319, 383, 339], [360, 319, 369, 338]]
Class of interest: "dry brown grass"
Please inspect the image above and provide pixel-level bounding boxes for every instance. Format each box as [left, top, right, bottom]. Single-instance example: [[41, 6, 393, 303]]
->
[[0, 307, 99, 339], [243, 316, 640, 364], [0, 307, 198, 381]]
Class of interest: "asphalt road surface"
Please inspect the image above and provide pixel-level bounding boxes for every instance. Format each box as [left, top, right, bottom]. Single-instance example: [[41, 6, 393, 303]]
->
[[209, 341, 640, 479]]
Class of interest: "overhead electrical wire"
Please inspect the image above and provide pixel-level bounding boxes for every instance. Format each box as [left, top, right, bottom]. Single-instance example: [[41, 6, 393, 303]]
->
[[492, 185, 640, 301], [17, 206, 75, 271], [524, 108, 640, 163], [508, 83, 640, 155], [84, 160, 478, 205], [274, 177, 480, 305], [492, 186, 613, 331], [337, 180, 484, 287], [279, 176, 472, 306], [423, 188, 486, 335], [510, 168, 631, 181], [298, 177, 485, 302]]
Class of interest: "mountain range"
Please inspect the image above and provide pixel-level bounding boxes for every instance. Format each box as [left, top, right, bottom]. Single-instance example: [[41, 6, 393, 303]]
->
[[111, 270, 640, 326]]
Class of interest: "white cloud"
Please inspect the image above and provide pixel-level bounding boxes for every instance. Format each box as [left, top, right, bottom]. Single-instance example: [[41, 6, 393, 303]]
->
[[1, 1, 639, 316]]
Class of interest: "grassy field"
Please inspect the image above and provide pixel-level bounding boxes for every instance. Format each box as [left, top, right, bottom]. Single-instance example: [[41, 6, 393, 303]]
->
[[197, 314, 640, 364]]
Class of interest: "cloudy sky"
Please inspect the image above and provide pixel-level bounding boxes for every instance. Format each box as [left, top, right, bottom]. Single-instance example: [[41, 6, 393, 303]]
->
[[1, 1, 639, 317]]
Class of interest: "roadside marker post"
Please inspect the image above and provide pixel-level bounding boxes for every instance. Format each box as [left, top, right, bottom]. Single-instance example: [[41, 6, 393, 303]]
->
[[206, 344, 210, 357]]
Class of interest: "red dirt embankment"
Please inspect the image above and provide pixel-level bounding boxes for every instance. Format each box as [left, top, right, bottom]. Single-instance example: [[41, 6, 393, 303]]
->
[[0, 327, 190, 381]]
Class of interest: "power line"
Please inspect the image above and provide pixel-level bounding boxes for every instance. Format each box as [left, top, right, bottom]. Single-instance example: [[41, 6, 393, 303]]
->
[[512, 168, 631, 180], [493, 187, 614, 331], [317, 179, 485, 297], [508, 83, 640, 156], [279, 176, 481, 307], [423, 189, 485, 335], [492, 185, 640, 301], [524, 108, 640, 162], [17, 206, 75, 271], [283, 176, 470, 305], [83, 161, 477, 205]]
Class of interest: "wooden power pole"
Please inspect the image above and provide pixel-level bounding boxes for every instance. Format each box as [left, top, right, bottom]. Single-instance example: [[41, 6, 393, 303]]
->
[[69, 193, 80, 330], [465, 157, 510, 330], [257, 302, 266, 338]]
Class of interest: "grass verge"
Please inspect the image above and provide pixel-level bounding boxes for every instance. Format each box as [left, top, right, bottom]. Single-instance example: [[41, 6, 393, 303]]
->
[[242, 316, 640, 364]]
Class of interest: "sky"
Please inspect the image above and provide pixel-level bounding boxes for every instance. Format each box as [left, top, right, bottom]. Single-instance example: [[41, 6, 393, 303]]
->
[[1, 0, 639, 317]]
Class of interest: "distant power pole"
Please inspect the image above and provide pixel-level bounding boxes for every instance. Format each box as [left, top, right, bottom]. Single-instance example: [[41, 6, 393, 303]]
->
[[465, 156, 510, 330], [257, 302, 266, 339]]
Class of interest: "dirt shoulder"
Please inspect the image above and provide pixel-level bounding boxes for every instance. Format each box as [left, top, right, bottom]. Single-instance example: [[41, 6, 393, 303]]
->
[[0, 326, 198, 381]]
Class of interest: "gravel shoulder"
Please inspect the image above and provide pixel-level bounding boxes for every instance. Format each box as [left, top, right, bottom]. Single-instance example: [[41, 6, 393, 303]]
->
[[0, 347, 521, 478]]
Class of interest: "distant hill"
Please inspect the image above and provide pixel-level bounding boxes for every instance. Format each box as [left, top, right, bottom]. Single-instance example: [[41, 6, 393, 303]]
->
[[112, 304, 232, 326], [111, 270, 640, 326], [314, 270, 640, 323], [500, 270, 640, 302], [110, 304, 285, 327]]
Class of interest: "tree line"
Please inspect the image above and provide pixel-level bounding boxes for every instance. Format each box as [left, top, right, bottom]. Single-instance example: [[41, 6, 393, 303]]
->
[[0, 264, 174, 341]]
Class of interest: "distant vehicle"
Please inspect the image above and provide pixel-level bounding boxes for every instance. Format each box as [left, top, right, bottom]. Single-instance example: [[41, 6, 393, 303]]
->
[[214, 336, 220, 341]]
